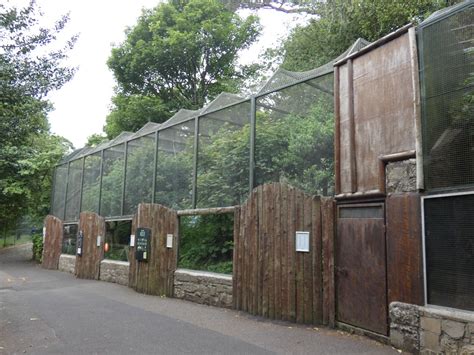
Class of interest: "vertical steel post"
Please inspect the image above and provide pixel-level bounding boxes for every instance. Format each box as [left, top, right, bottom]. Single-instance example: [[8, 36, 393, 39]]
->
[[98, 149, 105, 216], [192, 117, 199, 209], [249, 96, 256, 192], [63, 162, 71, 221], [152, 131, 159, 204], [78, 157, 86, 214], [121, 142, 128, 216], [49, 166, 57, 216]]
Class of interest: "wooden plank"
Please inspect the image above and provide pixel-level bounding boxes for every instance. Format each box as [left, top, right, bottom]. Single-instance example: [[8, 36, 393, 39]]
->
[[312, 196, 323, 324], [242, 192, 250, 312], [129, 212, 138, 288], [386, 193, 423, 305], [250, 185, 259, 314], [295, 189, 304, 323], [303, 195, 313, 324], [42, 215, 63, 270], [261, 184, 269, 317], [322, 198, 335, 327], [267, 183, 275, 319], [274, 184, 282, 320], [280, 184, 289, 321], [232, 207, 241, 309], [237, 203, 245, 310], [257, 185, 264, 316], [287, 186, 296, 322]]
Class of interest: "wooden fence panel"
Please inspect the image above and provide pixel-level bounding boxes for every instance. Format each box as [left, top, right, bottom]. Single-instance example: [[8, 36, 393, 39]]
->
[[75, 212, 105, 280], [129, 203, 178, 297], [42, 215, 63, 270], [233, 183, 329, 325]]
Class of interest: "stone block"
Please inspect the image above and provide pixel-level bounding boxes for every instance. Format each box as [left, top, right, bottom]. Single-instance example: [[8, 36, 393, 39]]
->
[[421, 317, 441, 334], [386, 159, 417, 193], [390, 302, 420, 327], [440, 333, 459, 353], [460, 344, 474, 355], [442, 320, 466, 339], [421, 330, 441, 352]]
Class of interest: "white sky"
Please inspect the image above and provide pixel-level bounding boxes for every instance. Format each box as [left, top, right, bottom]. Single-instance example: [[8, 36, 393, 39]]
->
[[14, 1, 306, 148]]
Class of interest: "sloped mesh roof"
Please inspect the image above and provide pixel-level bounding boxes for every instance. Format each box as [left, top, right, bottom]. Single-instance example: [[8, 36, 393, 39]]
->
[[256, 38, 370, 95], [58, 38, 369, 165], [161, 109, 200, 129], [200, 92, 246, 115]]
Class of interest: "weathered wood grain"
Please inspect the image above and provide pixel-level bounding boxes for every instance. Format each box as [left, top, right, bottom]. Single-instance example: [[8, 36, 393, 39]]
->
[[42, 215, 63, 270]]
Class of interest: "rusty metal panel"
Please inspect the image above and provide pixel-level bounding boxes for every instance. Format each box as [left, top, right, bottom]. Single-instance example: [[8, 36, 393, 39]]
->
[[386, 193, 424, 306], [336, 32, 417, 195], [336, 203, 387, 335]]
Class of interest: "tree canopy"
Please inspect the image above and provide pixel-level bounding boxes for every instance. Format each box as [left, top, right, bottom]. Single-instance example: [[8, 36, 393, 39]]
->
[[281, 0, 463, 70], [0, 0, 75, 230], [105, 0, 260, 138]]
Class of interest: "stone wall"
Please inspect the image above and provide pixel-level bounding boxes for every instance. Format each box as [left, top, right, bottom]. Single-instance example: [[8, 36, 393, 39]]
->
[[99, 260, 129, 286], [386, 159, 417, 193], [58, 254, 76, 274], [390, 302, 474, 354], [174, 269, 232, 309]]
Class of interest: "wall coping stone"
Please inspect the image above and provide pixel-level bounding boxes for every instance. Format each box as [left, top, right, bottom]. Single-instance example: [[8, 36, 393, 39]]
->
[[60, 254, 76, 260], [421, 306, 474, 324], [175, 268, 232, 281], [101, 259, 130, 267]]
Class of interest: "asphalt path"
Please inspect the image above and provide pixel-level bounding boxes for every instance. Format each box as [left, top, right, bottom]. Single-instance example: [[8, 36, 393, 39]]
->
[[0, 244, 399, 354]]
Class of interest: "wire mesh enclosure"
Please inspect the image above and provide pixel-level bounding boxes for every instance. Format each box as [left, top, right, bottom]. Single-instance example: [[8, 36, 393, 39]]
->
[[418, 1, 474, 191], [50, 38, 370, 221]]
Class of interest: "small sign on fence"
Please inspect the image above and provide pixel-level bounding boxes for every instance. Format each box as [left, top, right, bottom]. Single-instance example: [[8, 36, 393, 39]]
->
[[295, 231, 310, 252]]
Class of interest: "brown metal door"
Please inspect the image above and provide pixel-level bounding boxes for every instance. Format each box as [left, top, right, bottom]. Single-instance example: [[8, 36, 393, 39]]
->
[[75, 212, 105, 280], [336, 203, 387, 335]]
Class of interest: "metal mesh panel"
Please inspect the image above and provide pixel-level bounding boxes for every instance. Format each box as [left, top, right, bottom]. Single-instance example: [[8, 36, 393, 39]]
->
[[197, 100, 251, 207], [80, 153, 101, 213], [255, 73, 335, 196], [104, 220, 131, 261], [62, 223, 78, 255], [124, 134, 155, 215], [51, 164, 68, 219], [424, 193, 474, 311], [155, 120, 195, 209], [100, 144, 125, 217], [420, 3, 474, 190], [64, 159, 83, 221], [200, 93, 245, 115]]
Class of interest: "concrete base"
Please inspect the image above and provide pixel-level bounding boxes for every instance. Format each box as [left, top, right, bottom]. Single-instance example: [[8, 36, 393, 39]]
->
[[58, 254, 76, 274], [99, 259, 129, 286]]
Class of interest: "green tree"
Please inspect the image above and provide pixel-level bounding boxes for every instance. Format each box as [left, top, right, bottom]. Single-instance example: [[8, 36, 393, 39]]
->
[[0, 1, 75, 231], [105, 0, 260, 138], [281, 0, 463, 70]]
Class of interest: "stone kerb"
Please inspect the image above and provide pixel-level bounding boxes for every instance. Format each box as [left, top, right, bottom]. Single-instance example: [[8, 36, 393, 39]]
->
[[173, 269, 232, 309]]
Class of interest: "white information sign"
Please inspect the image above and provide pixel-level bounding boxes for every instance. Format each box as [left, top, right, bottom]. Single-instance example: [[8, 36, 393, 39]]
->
[[96, 235, 102, 247], [130, 235, 135, 247], [295, 231, 310, 252], [166, 234, 173, 248]]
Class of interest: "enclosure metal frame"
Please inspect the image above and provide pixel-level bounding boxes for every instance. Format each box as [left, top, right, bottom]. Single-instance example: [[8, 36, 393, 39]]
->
[[51, 41, 359, 223]]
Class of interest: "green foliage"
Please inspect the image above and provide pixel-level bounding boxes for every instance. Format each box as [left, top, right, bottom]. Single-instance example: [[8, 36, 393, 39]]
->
[[179, 214, 234, 274], [86, 134, 108, 148], [104, 94, 168, 139], [32, 233, 43, 262], [281, 0, 463, 70], [105, 0, 260, 138], [0, 1, 75, 232]]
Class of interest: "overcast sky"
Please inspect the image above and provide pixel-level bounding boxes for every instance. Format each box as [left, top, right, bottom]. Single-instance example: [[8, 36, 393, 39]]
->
[[17, 0, 305, 148]]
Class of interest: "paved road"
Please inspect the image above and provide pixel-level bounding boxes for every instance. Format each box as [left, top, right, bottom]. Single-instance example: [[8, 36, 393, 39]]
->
[[0, 245, 399, 355]]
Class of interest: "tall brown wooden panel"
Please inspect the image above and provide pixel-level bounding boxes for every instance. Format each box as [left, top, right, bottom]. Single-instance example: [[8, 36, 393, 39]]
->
[[386, 193, 424, 305], [233, 183, 326, 325], [75, 212, 105, 280], [42, 215, 63, 270], [129, 203, 178, 297]]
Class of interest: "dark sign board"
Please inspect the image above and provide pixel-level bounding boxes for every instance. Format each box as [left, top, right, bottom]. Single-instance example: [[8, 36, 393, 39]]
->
[[135, 227, 151, 262], [77, 230, 84, 257]]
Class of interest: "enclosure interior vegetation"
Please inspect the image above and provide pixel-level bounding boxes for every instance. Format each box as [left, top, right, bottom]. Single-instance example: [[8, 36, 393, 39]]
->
[[50, 39, 367, 225]]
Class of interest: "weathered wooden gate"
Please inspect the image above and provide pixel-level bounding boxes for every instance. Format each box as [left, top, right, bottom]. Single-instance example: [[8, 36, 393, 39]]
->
[[75, 212, 105, 279], [129, 203, 178, 296], [42, 215, 63, 270], [233, 183, 335, 325], [336, 203, 387, 335]]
